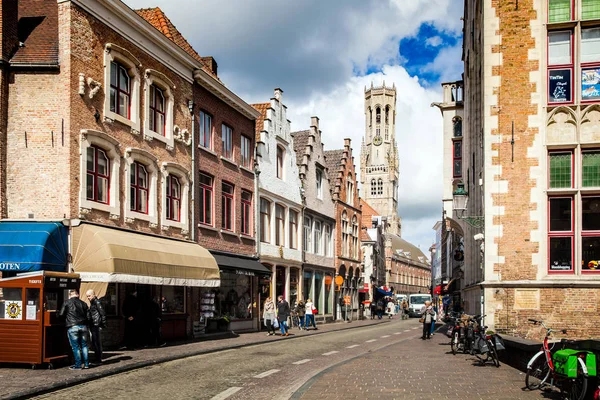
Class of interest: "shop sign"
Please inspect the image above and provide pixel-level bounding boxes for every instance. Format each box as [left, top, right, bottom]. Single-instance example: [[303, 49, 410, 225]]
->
[[548, 69, 571, 103], [582, 67, 600, 101], [363, 283, 369, 290], [5, 301, 21, 319], [343, 295, 351, 305], [0, 263, 20, 270], [45, 276, 80, 289], [235, 269, 255, 277]]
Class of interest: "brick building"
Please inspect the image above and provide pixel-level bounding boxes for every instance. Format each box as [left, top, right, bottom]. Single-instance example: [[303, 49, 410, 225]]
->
[[463, 0, 600, 339], [292, 116, 337, 322], [324, 139, 362, 320]]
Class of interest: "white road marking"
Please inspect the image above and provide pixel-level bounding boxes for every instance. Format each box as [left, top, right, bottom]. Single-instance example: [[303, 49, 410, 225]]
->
[[211, 387, 242, 400], [346, 344, 360, 349], [404, 329, 411, 332], [292, 359, 312, 365], [322, 351, 339, 356], [365, 339, 377, 343], [381, 335, 390, 338], [393, 332, 401, 335], [411, 327, 419, 330], [254, 369, 280, 378]]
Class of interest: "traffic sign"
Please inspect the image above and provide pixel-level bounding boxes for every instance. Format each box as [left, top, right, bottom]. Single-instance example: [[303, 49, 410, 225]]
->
[[335, 275, 344, 286]]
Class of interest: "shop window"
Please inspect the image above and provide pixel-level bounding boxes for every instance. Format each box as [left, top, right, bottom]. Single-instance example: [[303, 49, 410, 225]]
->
[[260, 198, 271, 243], [290, 268, 299, 301], [549, 197, 573, 272], [314, 272, 323, 311], [200, 111, 213, 149], [583, 151, 600, 186], [241, 135, 252, 169], [276, 267, 286, 300], [216, 272, 253, 320], [316, 169, 323, 199], [314, 220, 322, 255], [222, 124, 233, 160], [241, 191, 252, 236], [303, 216, 312, 252], [289, 210, 298, 249], [199, 173, 213, 226], [275, 204, 285, 246], [221, 182, 234, 231], [277, 146, 284, 179], [166, 175, 181, 222], [102, 284, 118, 316], [130, 162, 149, 214], [325, 273, 333, 314], [549, 152, 572, 188], [0, 288, 22, 320], [86, 146, 110, 204], [303, 270, 313, 300], [161, 286, 185, 314]]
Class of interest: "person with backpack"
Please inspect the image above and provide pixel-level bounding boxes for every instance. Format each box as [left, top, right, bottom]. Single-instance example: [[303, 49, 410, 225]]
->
[[296, 299, 306, 330], [421, 301, 435, 340], [86, 289, 107, 364]]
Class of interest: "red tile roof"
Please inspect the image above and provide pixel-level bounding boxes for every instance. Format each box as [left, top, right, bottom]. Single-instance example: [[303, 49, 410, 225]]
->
[[251, 102, 271, 141], [12, 1, 59, 66]]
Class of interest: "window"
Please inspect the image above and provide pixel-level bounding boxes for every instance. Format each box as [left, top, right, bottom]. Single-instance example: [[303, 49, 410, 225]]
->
[[549, 152, 572, 188], [341, 211, 349, 257], [130, 162, 149, 214], [110, 61, 130, 118], [277, 146, 284, 178], [347, 175, 354, 206], [582, 196, 600, 271], [324, 224, 331, 257], [289, 210, 298, 249], [200, 111, 212, 149], [377, 178, 383, 195], [376, 107, 381, 124], [385, 106, 389, 124], [548, 31, 573, 104], [371, 179, 376, 196], [316, 169, 323, 199], [453, 117, 463, 137], [241, 135, 252, 169], [86, 146, 110, 204], [275, 204, 285, 246], [166, 175, 181, 222], [583, 151, 600, 187], [221, 182, 234, 231], [222, 124, 233, 159], [583, 0, 600, 19], [241, 191, 252, 236], [314, 220, 322, 255], [582, 28, 600, 102], [303, 217, 312, 252], [352, 216, 358, 259], [149, 85, 165, 136], [453, 140, 463, 178], [260, 198, 271, 243], [549, 197, 573, 272], [549, 0, 571, 22], [199, 173, 213, 225]]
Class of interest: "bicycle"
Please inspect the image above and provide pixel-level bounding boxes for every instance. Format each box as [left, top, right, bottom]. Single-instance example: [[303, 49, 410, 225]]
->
[[525, 319, 596, 400], [466, 315, 502, 367]]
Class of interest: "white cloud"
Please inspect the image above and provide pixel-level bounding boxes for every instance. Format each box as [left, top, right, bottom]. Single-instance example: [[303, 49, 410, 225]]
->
[[426, 36, 444, 47]]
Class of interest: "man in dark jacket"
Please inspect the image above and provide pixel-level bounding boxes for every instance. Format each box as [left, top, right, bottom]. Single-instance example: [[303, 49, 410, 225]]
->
[[276, 295, 290, 336], [59, 289, 90, 370], [86, 289, 106, 364]]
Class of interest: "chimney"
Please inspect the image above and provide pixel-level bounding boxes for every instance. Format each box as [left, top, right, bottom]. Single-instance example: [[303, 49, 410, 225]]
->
[[274, 88, 283, 100], [201, 56, 218, 77]]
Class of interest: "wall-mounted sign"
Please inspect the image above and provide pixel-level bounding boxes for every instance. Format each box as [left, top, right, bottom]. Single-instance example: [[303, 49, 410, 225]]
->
[[582, 67, 600, 101], [549, 69, 572, 103], [0, 263, 21, 271]]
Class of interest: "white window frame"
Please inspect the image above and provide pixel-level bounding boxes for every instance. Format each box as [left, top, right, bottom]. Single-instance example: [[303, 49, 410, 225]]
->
[[304, 216, 312, 253], [316, 169, 323, 199], [161, 162, 190, 232], [324, 224, 331, 257], [103, 44, 141, 133], [124, 147, 158, 225], [79, 130, 121, 217], [143, 70, 175, 149], [314, 220, 322, 255]]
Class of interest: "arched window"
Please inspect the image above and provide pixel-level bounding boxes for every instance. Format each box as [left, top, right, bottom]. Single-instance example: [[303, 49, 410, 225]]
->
[[377, 178, 383, 195], [341, 211, 349, 257], [368, 107, 372, 127], [371, 179, 376, 196], [376, 107, 381, 124], [453, 117, 462, 137], [385, 106, 389, 124]]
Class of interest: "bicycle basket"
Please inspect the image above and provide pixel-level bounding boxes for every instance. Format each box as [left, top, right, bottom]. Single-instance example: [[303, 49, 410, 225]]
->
[[475, 337, 489, 353], [494, 335, 506, 351], [555, 350, 598, 377]]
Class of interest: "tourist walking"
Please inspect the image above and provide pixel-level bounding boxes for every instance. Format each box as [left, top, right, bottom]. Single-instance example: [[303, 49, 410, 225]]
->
[[59, 289, 90, 370], [296, 299, 306, 330], [276, 295, 290, 336], [86, 289, 106, 364], [263, 297, 277, 336], [401, 299, 409, 320], [421, 300, 435, 340], [305, 298, 317, 330]]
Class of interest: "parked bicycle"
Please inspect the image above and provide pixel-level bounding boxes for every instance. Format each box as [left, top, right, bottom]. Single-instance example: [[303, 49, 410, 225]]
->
[[449, 314, 503, 367], [525, 319, 596, 400]]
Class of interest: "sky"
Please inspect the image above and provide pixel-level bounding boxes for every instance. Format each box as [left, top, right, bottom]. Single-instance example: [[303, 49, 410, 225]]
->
[[124, 0, 464, 256]]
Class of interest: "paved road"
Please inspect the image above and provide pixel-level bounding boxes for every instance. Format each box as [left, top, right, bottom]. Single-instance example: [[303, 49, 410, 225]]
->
[[31, 319, 560, 400]]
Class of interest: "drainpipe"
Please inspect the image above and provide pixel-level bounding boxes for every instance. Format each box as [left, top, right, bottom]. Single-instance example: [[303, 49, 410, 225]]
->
[[188, 100, 195, 242]]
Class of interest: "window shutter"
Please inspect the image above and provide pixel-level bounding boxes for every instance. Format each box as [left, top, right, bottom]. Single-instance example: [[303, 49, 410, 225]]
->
[[549, 0, 571, 22], [583, 0, 600, 20]]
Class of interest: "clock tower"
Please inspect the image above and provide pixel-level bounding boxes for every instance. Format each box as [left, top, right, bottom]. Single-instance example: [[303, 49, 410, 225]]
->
[[360, 82, 401, 235]]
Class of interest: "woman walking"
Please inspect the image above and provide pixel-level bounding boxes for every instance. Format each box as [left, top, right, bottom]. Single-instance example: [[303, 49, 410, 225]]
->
[[305, 298, 317, 330], [421, 300, 435, 340], [263, 297, 276, 336], [276, 295, 290, 336], [296, 299, 306, 330]]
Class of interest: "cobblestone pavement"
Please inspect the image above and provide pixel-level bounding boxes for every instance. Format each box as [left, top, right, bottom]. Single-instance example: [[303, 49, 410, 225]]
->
[[25, 320, 565, 400], [0, 317, 389, 399]]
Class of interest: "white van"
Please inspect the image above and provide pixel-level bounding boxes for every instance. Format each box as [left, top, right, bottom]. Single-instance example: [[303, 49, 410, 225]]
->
[[395, 294, 407, 304], [408, 293, 432, 317]]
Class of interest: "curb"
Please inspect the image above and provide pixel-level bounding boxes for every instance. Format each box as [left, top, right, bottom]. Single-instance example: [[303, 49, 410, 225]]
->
[[5, 319, 391, 399]]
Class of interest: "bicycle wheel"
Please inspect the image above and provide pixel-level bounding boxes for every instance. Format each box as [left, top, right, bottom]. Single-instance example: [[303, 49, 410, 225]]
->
[[488, 340, 500, 368], [568, 358, 588, 400], [525, 353, 550, 390], [451, 332, 459, 355]]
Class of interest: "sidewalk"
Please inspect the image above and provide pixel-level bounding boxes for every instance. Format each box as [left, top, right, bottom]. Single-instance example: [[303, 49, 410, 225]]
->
[[0, 318, 390, 400]]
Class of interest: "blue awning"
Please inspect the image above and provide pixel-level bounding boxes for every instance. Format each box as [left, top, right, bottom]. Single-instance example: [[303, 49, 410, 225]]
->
[[376, 287, 393, 297], [0, 222, 68, 272]]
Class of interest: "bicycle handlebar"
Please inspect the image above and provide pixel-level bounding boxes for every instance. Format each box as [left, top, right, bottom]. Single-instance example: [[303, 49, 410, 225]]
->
[[529, 319, 568, 335]]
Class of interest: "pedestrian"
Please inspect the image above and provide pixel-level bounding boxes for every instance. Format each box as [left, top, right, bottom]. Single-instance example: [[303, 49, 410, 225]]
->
[[296, 299, 306, 330], [121, 290, 139, 350], [376, 298, 384, 319], [305, 298, 317, 330], [429, 303, 438, 337], [86, 289, 106, 364], [263, 296, 277, 336], [421, 300, 435, 340], [59, 289, 90, 370], [386, 298, 395, 319], [401, 299, 409, 319], [370, 301, 376, 319], [276, 295, 290, 336]]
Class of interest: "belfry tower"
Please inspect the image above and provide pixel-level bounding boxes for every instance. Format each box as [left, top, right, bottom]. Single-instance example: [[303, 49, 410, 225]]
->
[[360, 82, 401, 235]]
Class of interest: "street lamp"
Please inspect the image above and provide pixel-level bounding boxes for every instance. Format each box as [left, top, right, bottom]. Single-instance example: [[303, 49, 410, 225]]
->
[[452, 183, 484, 229]]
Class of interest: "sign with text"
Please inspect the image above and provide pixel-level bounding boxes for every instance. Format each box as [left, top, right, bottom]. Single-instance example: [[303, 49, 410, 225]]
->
[[582, 67, 600, 101], [548, 68, 572, 103], [343, 295, 351, 305]]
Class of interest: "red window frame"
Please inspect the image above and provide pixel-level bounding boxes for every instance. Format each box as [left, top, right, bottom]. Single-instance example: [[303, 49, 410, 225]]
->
[[86, 146, 110, 204], [548, 150, 573, 188], [581, 196, 600, 273], [166, 175, 181, 222], [199, 172, 213, 226], [200, 111, 213, 149], [110, 61, 131, 118], [547, 30, 574, 105], [149, 85, 166, 136], [289, 210, 298, 249], [580, 27, 600, 103], [276, 146, 284, 178], [241, 191, 252, 236], [130, 162, 149, 214], [548, 196, 574, 273], [275, 204, 285, 246], [221, 182, 234, 231], [453, 139, 462, 178], [222, 124, 233, 159], [241, 135, 252, 169]]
